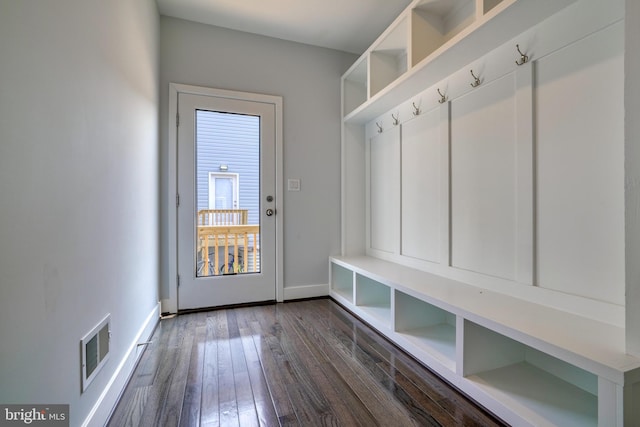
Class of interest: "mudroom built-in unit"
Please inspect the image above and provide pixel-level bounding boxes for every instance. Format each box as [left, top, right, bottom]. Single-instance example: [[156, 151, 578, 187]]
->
[[333, 0, 640, 425]]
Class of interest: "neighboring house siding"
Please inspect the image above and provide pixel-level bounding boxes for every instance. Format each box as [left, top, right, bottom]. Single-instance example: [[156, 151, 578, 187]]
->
[[196, 111, 260, 225]]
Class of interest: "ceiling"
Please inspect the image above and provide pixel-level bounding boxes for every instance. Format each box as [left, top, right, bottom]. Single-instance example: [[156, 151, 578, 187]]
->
[[156, 0, 413, 54]]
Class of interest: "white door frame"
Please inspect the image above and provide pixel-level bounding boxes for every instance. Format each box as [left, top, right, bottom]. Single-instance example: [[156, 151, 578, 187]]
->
[[165, 83, 284, 313]]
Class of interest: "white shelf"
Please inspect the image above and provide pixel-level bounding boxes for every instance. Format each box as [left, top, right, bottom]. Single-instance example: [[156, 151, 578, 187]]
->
[[411, 0, 477, 66], [331, 288, 352, 304], [482, 0, 504, 14], [370, 17, 409, 97], [343, 57, 368, 117], [359, 305, 392, 326], [343, 0, 578, 123], [397, 324, 456, 369], [331, 262, 353, 303], [395, 289, 456, 369], [329, 255, 640, 425], [332, 255, 639, 381], [355, 273, 391, 326], [469, 362, 597, 427], [464, 319, 598, 426]]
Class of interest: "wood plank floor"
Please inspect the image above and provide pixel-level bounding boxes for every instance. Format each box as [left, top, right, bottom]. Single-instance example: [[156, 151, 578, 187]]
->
[[108, 298, 507, 427]]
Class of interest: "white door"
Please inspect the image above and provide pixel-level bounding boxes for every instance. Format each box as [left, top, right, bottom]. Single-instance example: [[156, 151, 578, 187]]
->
[[209, 173, 239, 209], [177, 91, 279, 310]]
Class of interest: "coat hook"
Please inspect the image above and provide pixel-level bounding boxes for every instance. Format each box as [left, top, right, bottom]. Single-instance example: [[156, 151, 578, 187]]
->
[[391, 113, 399, 126], [437, 88, 447, 104], [376, 122, 383, 133], [412, 102, 421, 116], [470, 69, 481, 88], [515, 44, 529, 66]]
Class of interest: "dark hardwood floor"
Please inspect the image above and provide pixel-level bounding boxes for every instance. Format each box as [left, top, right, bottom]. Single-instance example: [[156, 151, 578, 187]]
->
[[108, 298, 507, 427]]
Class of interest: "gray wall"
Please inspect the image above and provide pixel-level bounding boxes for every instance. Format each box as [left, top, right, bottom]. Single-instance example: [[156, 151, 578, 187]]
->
[[0, 0, 160, 423], [159, 17, 357, 298], [626, 0, 640, 356]]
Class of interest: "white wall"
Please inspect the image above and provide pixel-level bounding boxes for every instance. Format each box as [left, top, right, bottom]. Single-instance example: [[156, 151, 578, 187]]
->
[[625, 0, 640, 356], [0, 0, 160, 424], [159, 17, 356, 302]]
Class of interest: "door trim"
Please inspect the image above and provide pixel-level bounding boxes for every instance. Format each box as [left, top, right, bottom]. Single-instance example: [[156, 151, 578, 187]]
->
[[166, 83, 284, 313]]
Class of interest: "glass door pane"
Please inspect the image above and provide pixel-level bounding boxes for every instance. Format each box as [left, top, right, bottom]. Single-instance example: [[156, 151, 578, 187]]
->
[[195, 110, 260, 277]]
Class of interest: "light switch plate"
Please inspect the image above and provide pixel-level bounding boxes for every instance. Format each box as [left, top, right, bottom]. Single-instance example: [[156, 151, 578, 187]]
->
[[287, 178, 301, 191]]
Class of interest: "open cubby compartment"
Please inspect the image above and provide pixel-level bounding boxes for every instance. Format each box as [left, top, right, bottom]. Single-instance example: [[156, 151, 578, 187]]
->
[[410, 0, 477, 66], [481, 0, 504, 15], [331, 262, 354, 303], [394, 290, 456, 371], [343, 56, 368, 117], [355, 274, 391, 325], [369, 16, 409, 97], [463, 320, 598, 427]]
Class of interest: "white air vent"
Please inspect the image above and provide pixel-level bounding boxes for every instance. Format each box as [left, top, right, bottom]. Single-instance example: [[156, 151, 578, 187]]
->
[[81, 314, 111, 392]]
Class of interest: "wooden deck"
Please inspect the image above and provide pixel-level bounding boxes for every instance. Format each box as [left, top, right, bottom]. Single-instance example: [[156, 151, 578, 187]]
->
[[107, 299, 506, 426]]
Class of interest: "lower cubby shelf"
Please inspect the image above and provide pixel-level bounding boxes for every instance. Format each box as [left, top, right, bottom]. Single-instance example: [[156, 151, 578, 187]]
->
[[464, 319, 598, 426], [329, 255, 640, 426], [394, 290, 456, 370], [355, 274, 391, 326], [331, 262, 354, 303], [396, 324, 456, 371], [469, 362, 597, 427]]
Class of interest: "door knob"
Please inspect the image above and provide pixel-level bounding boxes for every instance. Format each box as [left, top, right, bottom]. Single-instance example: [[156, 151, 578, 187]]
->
[[266, 208, 275, 216]]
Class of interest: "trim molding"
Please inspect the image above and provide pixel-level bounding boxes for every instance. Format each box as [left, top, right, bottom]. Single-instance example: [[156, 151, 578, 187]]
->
[[283, 284, 329, 300], [81, 302, 160, 427], [160, 298, 173, 314]]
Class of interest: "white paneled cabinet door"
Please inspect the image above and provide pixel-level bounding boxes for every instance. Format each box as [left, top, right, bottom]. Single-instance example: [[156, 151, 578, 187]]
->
[[368, 127, 400, 255], [401, 107, 443, 264], [535, 21, 625, 305], [450, 73, 518, 281]]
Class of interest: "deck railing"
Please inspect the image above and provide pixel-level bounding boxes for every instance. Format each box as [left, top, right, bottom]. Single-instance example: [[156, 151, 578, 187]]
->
[[197, 224, 260, 276], [197, 209, 248, 226]]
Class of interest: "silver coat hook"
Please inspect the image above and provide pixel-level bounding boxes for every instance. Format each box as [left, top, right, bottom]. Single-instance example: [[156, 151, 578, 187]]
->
[[412, 102, 421, 116], [515, 44, 529, 66], [376, 122, 383, 133], [470, 69, 481, 88], [437, 88, 447, 104], [391, 113, 399, 126]]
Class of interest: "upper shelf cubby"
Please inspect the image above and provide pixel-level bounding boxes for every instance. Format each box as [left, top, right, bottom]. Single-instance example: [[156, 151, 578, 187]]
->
[[342, 0, 578, 123], [342, 56, 368, 117], [410, 0, 478, 67], [482, 0, 504, 14], [370, 17, 409, 97]]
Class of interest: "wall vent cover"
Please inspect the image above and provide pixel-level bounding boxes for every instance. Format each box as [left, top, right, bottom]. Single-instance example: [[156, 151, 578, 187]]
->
[[81, 314, 111, 392]]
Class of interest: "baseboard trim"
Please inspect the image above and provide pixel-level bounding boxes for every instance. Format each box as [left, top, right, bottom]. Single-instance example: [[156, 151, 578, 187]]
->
[[283, 283, 329, 300], [161, 297, 177, 315], [81, 302, 160, 427]]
